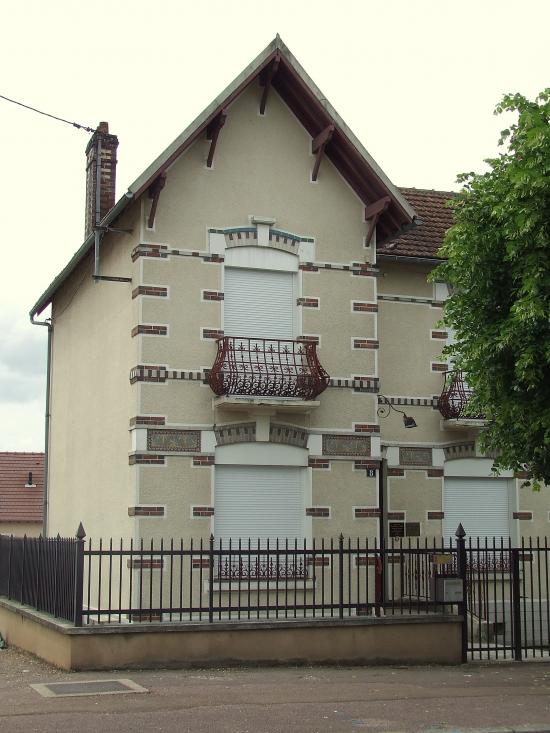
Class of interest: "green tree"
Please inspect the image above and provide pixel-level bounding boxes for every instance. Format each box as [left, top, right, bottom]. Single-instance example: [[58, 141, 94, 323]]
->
[[433, 89, 550, 486]]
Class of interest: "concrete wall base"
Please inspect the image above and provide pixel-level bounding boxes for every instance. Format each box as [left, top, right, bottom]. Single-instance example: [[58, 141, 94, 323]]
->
[[0, 598, 462, 670]]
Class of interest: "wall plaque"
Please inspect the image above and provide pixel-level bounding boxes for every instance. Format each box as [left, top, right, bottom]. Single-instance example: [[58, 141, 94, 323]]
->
[[399, 447, 432, 466], [322, 434, 371, 457], [147, 429, 201, 452]]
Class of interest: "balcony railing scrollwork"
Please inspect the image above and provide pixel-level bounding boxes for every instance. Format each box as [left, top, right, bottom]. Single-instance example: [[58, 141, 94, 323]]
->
[[437, 370, 484, 420], [208, 336, 330, 400]]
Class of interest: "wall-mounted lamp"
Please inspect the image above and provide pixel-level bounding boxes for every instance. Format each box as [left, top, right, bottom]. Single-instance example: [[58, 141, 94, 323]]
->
[[377, 395, 417, 428]]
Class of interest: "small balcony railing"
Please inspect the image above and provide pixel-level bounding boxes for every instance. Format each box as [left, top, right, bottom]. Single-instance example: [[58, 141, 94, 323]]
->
[[437, 370, 484, 420], [208, 336, 330, 400]]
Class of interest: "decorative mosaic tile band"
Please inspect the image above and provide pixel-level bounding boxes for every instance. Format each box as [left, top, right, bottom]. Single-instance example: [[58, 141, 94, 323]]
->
[[147, 429, 201, 452], [130, 365, 378, 393], [378, 294, 444, 307], [377, 395, 439, 408], [399, 447, 433, 466], [322, 434, 371, 457], [270, 424, 309, 449], [443, 442, 476, 460], [215, 422, 256, 446]]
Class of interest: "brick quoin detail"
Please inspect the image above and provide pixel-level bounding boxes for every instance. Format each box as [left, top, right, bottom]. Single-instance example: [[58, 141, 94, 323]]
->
[[202, 290, 224, 301], [387, 511, 405, 521], [131, 244, 168, 262], [132, 286, 168, 299], [307, 556, 330, 566], [354, 424, 380, 433], [352, 264, 377, 277], [353, 339, 379, 349], [427, 511, 445, 520], [192, 558, 210, 569], [431, 363, 448, 372], [355, 507, 381, 518], [128, 506, 165, 517], [513, 511, 533, 520], [306, 507, 330, 518], [127, 559, 164, 569], [297, 335, 320, 345], [354, 460, 379, 470], [129, 454, 165, 465], [193, 455, 215, 467], [297, 297, 319, 308], [388, 468, 405, 477], [131, 325, 168, 337], [427, 469, 444, 478], [431, 330, 448, 339], [308, 458, 330, 469], [202, 328, 224, 340], [192, 506, 214, 517], [299, 264, 319, 272], [353, 302, 378, 313], [130, 416, 166, 426]]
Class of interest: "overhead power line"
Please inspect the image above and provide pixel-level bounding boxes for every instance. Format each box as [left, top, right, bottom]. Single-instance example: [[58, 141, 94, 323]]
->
[[0, 93, 95, 133]]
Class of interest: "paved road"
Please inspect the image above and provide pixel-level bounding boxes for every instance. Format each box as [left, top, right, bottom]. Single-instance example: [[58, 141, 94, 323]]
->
[[1, 647, 550, 732]]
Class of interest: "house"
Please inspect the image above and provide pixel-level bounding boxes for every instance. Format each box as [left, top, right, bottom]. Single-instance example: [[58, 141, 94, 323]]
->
[[0, 453, 44, 537], [29, 36, 544, 549]]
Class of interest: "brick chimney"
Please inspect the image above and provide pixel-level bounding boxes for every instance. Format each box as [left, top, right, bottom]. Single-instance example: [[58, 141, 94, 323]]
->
[[84, 122, 119, 238]]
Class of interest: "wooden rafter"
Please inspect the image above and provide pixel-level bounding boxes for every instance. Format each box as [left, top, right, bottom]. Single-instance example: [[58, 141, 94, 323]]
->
[[311, 124, 334, 181], [206, 110, 227, 168], [259, 53, 280, 115], [147, 172, 167, 229], [365, 196, 391, 246]]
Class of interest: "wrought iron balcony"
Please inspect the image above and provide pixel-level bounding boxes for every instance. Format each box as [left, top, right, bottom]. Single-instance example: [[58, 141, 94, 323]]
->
[[437, 370, 484, 420], [208, 336, 330, 400]]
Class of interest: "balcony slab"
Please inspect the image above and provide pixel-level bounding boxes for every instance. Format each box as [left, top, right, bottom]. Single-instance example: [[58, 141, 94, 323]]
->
[[440, 418, 487, 431], [213, 396, 320, 414]]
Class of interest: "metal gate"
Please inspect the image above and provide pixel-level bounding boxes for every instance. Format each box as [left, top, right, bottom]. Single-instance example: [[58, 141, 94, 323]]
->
[[463, 535, 550, 660]]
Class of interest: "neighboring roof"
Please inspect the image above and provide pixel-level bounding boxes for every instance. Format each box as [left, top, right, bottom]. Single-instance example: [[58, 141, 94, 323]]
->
[[0, 452, 44, 524], [30, 35, 417, 319], [378, 188, 456, 260]]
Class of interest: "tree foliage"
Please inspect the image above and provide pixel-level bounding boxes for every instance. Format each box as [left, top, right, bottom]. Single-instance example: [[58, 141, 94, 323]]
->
[[432, 90, 550, 486]]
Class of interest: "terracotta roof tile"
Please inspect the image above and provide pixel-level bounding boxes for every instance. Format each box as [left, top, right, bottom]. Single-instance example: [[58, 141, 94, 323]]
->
[[0, 452, 44, 524], [378, 188, 456, 260]]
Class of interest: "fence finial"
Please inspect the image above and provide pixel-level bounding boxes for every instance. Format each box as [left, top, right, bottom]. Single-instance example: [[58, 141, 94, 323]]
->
[[75, 522, 86, 540], [455, 523, 466, 539]]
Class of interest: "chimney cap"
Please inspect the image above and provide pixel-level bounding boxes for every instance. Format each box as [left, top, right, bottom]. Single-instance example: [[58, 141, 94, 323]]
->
[[97, 121, 109, 134]]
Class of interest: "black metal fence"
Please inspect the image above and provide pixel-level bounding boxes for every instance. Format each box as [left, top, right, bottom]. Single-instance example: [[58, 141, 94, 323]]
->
[[0, 529, 84, 625], [2, 526, 550, 662]]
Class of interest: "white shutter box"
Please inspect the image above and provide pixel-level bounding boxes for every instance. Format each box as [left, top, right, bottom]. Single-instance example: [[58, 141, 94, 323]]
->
[[224, 267, 295, 340]]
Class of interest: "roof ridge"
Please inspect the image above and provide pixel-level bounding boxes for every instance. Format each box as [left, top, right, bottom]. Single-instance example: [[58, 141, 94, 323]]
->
[[399, 186, 457, 196]]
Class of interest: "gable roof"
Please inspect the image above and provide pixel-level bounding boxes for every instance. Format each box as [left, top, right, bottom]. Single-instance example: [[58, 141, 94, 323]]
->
[[0, 452, 44, 524], [30, 35, 417, 319], [378, 188, 455, 260]]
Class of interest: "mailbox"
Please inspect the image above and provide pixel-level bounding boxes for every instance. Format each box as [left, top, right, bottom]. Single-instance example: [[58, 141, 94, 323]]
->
[[432, 576, 463, 603]]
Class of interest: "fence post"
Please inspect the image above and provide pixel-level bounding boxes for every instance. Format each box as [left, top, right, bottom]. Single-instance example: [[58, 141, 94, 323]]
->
[[73, 523, 86, 627], [20, 535, 27, 604], [511, 548, 522, 661], [208, 534, 214, 623], [456, 523, 468, 663], [338, 533, 344, 619]]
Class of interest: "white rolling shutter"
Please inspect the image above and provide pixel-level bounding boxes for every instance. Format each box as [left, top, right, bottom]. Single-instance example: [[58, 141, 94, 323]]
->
[[224, 267, 295, 339], [214, 465, 306, 544], [443, 477, 511, 541]]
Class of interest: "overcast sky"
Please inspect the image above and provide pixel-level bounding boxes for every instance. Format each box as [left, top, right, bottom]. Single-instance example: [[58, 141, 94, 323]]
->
[[1, 0, 549, 451]]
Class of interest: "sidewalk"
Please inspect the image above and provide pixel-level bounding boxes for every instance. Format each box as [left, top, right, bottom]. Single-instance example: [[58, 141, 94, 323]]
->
[[1, 646, 549, 733]]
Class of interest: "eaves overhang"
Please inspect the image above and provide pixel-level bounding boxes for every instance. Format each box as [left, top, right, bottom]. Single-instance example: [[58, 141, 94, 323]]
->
[[30, 35, 417, 319]]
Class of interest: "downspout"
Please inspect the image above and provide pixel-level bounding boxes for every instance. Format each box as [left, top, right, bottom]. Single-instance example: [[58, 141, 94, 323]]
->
[[30, 314, 52, 537]]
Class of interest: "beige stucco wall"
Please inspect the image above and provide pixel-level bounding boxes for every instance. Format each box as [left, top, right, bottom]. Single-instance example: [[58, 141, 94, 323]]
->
[[48, 207, 140, 540], [0, 522, 42, 537], [0, 600, 462, 670]]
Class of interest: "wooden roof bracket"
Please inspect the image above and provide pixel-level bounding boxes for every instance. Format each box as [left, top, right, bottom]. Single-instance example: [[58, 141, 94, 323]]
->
[[147, 172, 167, 229], [259, 53, 280, 115], [311, 124, 334, 181], [206, 110, 228, 168], [365, 196, 391, 246]]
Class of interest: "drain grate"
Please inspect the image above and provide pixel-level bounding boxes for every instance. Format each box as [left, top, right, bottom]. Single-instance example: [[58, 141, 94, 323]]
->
[[30, 679, 148, 698]]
